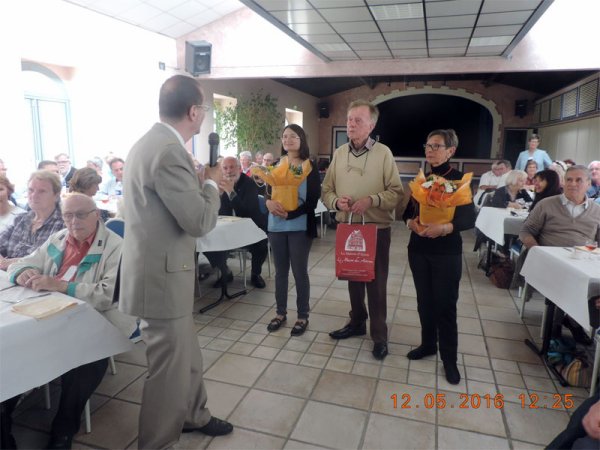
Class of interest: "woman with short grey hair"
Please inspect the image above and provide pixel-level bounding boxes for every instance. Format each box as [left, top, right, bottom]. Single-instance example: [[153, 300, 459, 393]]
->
[[490, 169, 533, 209]]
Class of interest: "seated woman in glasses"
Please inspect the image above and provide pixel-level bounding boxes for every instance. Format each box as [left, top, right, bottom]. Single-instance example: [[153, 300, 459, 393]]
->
[[489, 170, 533, 209], [0, 170, 64, 270]]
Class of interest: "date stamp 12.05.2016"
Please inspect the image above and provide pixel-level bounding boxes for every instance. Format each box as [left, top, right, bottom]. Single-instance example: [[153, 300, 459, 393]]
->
[[391, 393, 575, 410]]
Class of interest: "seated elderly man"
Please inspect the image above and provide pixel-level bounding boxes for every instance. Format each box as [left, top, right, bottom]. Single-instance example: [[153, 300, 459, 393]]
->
[[0, 170, 65, 270], [587, 160, 600, 201], [2, 193, 133, 449], [474, 160, 510, 207], [520, 165, 600, 344], [204, 156, 268, 289]]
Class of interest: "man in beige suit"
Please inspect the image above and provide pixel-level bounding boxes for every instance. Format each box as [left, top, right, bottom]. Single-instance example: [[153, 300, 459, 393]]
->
[[120, 75, 232, 449]]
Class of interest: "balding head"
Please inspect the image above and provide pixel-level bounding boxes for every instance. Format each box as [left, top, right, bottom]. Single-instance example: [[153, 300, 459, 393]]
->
[[62, 193, 100, 242]]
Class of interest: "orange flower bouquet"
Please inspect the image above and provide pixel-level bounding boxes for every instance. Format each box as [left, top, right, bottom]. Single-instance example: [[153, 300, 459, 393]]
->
[[408, 170, 473, 228], [250, 156, 312, 211]]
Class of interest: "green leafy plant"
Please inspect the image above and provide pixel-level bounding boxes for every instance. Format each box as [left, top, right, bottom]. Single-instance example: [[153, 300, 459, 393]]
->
[[215, 90, 284, 156]]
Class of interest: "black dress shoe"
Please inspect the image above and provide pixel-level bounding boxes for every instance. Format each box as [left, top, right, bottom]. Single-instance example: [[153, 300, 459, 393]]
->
[[372, 342, 388, 360], [213, 270, 233, 288], [329, 323, 366, 339], [406, 346, 437, 360], [183, 417, 233, 436], [46, 434, 73, 449], [443, 361, 461, 385], [251, 274, 266, 289]]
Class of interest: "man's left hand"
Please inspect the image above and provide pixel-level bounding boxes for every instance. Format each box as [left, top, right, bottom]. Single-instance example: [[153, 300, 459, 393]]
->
[[350, 197, 373, 215], [26, 274, 67, 293]]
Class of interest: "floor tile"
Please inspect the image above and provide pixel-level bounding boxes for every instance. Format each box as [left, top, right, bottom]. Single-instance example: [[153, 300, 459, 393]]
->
[[363, 413, 435, 450], [255, 361, 321, 397], [437, 426, 510, 450], [229, 389, 304, 437], [206, 428, 285, 450], [75, 399, 140, 449], [503, 401, 569, 444], [437, 390, 506, 437], [204, 354, 270, 386], [372, 381, 436, 424], [290, 401, 367, 449], [311, 370, 377, 409]]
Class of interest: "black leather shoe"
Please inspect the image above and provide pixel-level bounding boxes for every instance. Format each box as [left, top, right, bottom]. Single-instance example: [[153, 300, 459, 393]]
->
[[46, 434, 73, 449], [183, 417, 233, 436], [406, 346, 437, 360], [372, 342, 388, 360], [251, 274, 266, 289], [213, 270, 233, 288], [329, 323, 366, 339], [443, 361, 461, 385]]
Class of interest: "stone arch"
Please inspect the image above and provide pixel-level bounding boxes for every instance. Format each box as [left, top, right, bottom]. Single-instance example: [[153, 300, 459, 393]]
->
[[372, 85, 502, 158]]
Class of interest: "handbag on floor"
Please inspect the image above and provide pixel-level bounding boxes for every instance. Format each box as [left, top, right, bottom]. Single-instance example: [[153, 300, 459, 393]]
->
[[335, 214, 377, 282]]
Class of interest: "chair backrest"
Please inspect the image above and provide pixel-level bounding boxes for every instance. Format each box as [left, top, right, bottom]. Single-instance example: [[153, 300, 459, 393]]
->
[[105, 218, 125, 237]]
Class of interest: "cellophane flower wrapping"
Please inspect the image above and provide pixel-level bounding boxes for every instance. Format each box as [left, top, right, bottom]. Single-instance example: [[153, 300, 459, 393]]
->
[[408, 170, 473, 225], [250, 156, 312, 211]]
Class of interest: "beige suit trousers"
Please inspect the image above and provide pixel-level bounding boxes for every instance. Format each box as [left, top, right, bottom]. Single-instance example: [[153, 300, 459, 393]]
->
[[138, 315, 211, 449]]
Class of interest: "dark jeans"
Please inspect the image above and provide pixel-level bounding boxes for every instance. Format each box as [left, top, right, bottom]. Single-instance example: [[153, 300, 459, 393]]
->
[[408, 251, 462, 363], [347, 227, 391, 344], [205, 239, 268, 276], [0, 358, 108, 445], [269, 231, 312, 319]]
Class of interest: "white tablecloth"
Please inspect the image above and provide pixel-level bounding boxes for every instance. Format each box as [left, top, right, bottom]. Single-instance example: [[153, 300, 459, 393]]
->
[[196, 216, 267, 252], [520, 246, 600, 330], [0, 274, 133, 401], [475, 207, 527, 245]]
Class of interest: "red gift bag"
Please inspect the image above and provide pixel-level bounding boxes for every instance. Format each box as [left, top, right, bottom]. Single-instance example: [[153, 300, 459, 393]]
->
[[335, 216, 377, 282]]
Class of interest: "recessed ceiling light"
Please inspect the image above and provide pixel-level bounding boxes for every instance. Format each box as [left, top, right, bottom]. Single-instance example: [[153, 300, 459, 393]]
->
[[369, 3, 423, 20]]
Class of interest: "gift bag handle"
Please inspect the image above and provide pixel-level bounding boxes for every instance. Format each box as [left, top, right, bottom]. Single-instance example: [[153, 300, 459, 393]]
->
[[347, 212, 365, 225]]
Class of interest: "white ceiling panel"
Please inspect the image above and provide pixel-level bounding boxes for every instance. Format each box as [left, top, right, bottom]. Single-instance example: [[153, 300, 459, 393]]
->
[[314, 42, 352, 52], [300, 34, 344, 44], [63, 0, 553, 59], [319, 7, 372, 23], [391, 48, 428, 57], [481, 0, 542, 14], [473, 25, 521, 37], [289, 22, 335, 34], [253, 0, 311, 11], [428, 28, 471, 39], [310, 0, 365, 7], [378, 18, 424, 32], [387, 40, 427, 50], [425, 0, 481, 17], [350, 42, 390, 51], [342, 33, 386, 43], [356, 50, 393, 59], [331, 21, 379, 34], [427, 14, 477, 29], [271, 9, 324, 24], [429, 47, 466, 56], [477, 11, 534, 27]]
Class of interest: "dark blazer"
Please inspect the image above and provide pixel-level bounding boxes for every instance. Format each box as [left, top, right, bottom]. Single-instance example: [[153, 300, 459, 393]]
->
[[490, 186, 532, 208], [220, 172, 267, 231]]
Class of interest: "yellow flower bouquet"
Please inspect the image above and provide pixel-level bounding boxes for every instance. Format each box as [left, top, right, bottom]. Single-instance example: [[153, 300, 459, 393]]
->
[[408, 170, 473, 226], [250, 156, 312, 211]]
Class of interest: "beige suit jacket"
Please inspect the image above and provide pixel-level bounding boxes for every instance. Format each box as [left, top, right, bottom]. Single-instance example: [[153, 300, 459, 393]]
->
[[119, 123, 219, 319]]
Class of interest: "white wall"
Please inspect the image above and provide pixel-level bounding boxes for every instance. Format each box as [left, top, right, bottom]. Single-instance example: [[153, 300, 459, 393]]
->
[[197, 79, 319, 161], [538, 116, 600, 165], [3, 0, 177, 187]]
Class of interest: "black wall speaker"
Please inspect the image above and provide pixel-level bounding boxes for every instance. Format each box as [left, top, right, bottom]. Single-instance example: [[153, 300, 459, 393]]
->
[[318, 102, 329, 118], [185, 41, 212, 76], [515, 99, 528, 118]]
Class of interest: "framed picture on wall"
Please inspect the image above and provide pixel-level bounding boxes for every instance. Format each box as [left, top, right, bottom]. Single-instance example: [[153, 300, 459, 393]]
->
[[332, 126, 348, 153]]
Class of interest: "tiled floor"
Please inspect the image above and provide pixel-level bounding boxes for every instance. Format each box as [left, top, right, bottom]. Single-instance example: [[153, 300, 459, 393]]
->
[[11, 224, 593, 449]]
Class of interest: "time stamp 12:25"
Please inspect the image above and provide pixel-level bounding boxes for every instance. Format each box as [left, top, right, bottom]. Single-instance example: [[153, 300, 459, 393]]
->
[[391, 393, 575, 410]]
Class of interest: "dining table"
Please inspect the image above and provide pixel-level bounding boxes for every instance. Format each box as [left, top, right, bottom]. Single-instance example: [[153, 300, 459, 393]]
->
[[475, 207, 528, 274], [520, 245, 600, 392], [0, 272, 133, 401], [196, 216, 267, 313]]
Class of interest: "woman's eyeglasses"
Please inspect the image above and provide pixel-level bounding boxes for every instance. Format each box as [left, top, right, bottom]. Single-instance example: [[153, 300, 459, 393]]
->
[[423, 143, 447, 151]]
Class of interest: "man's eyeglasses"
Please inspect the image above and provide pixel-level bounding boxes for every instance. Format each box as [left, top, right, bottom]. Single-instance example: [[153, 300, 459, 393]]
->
[[196, 104, 210, 112], [62, 209, 97, 221], [423, 143, 447, 151]]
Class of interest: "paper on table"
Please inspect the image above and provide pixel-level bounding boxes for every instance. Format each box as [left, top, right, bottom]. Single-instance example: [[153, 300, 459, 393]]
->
[[12, 296, 77, 319], [0, 277, 14, 291], [218, 216, 242, 222]]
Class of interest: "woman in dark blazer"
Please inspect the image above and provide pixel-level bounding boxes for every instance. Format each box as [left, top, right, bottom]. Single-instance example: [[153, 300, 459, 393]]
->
[[265, 124, 320, 336], [402, 129, 476, 385]]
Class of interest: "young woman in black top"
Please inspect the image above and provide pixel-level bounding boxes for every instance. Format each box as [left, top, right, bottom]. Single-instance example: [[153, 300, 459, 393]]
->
[[529, 169, 562, 212], [402, 129, 476, 384]]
